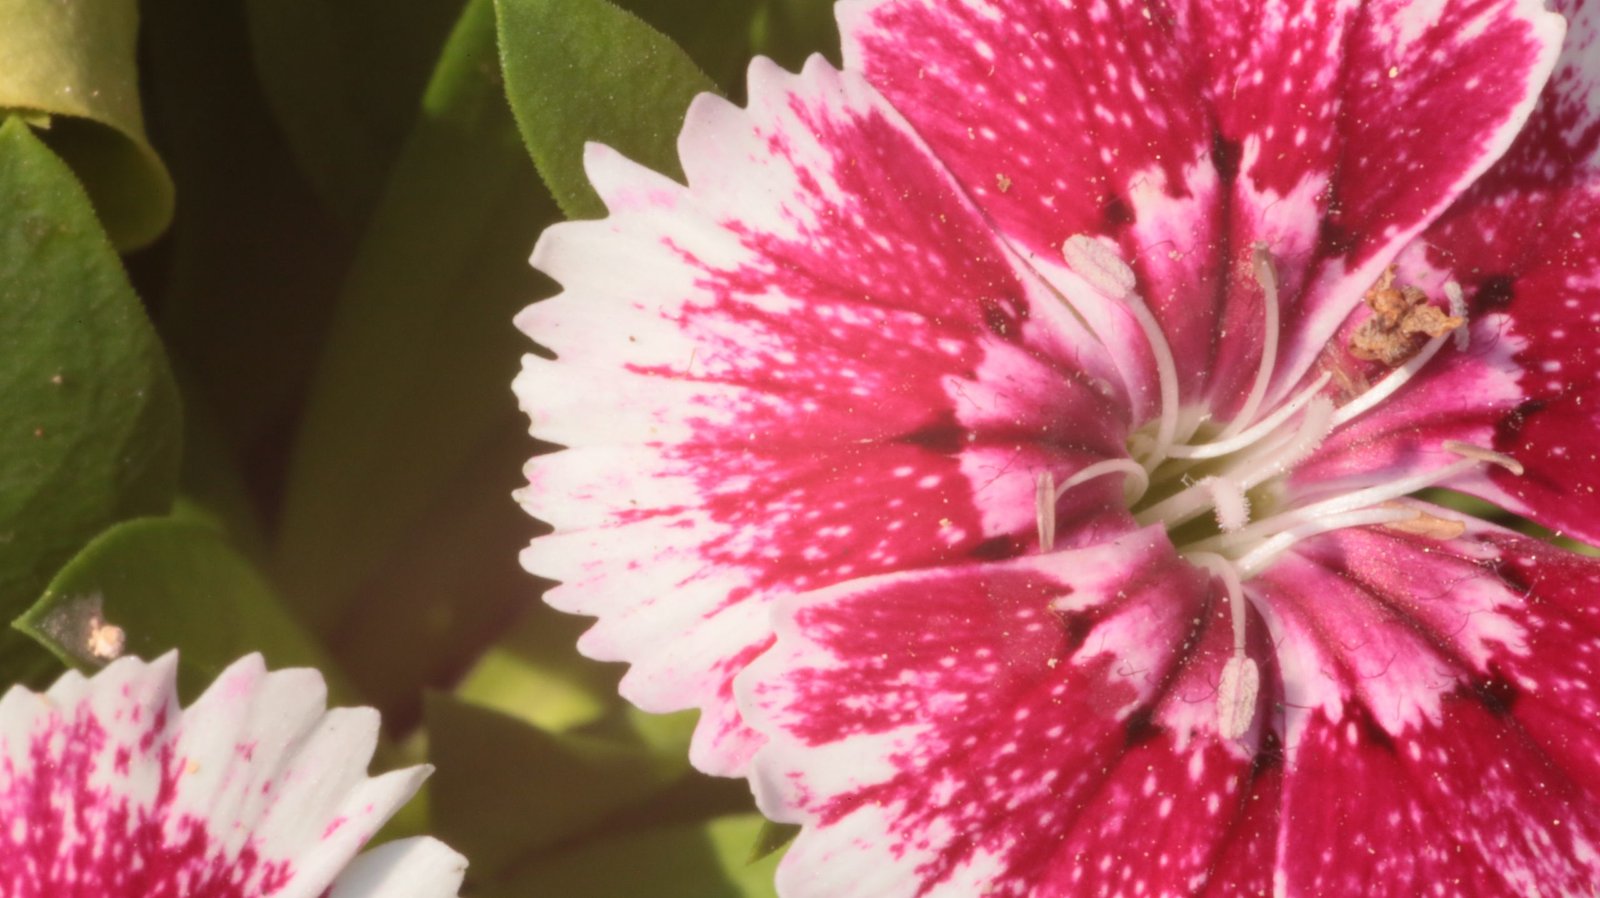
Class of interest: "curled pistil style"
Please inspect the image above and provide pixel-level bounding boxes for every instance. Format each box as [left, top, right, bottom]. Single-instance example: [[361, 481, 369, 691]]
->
[[515, 0, 1600, 894]]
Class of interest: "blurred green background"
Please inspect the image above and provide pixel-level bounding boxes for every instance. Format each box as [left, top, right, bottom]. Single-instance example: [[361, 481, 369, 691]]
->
[[0, 0, 837, 893]]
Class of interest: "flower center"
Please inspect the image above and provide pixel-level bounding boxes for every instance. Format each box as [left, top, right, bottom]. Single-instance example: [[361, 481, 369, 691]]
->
[[1040, 236, 1524, 738]]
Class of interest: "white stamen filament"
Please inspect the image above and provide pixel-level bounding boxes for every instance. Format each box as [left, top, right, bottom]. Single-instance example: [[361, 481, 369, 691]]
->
[[1032, 246, 1521, 676], [1133, 397, 1334, 531], [1232, 397, 1336, 492], [1124, 297, 1182, 467], [1444, 281, 1470, 351], [1055, 458, 1151, 504], [1240, 446, 1519, 543], [1231, 506, 1422, 577], [1189, 442, 1521, 575], [1188, 552, 1250, 654], [1063, 235, 1180, 468], [1037, 460, 1152, 552], [1218, 244, 1281, 439], [1187, 552, 1259, 739], [1165, 372, 1331, 459], [1200, 463, 1469, 555], [1331, 329, 1453, 429]]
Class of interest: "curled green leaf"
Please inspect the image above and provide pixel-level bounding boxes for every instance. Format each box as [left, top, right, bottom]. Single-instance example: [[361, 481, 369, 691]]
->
[[0, 0, 175, 248]]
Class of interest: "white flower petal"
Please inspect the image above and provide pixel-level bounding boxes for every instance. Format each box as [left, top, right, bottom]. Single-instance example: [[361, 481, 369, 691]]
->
[[0, 653, 462, 897], [326, 837, 468, 898]]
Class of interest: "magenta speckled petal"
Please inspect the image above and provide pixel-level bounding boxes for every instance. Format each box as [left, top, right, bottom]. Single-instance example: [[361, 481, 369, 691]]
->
[[517, 0, 1600, 893], [1287, 269, 1526, 493], [1408, 0, 1600, 544], [1252, 519, 1600, 893], [839, 0, 1561, 420], [737, 528, 1272, 897], [1458, 184, 1600, 545], [740, 515, 1600, 896], [517, 57, 1132, 776], [0, 654, 465, 898], [1290, 0, 1600, 542]]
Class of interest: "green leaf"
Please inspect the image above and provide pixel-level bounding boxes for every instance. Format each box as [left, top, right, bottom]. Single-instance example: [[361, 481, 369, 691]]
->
[[273, 0, 555, 715], [478, 814, 782, 898], [15, 517, 349, 702], [495, 0, 718, 219], [614, 0, 759, 95], [0, 119, 181, 677], [426, 693, 691, 880], [244, 0, 466, 225], [0, 0, 175, 248]]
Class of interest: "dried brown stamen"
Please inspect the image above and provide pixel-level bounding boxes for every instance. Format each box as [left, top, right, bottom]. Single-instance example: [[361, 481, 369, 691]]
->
[[1349, 267, 1463, 365], [1378, 501, 1467, 539]]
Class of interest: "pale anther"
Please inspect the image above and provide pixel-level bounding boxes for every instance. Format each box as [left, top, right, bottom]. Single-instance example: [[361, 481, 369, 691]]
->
[[1062, 234, 1136, 300], [1217, 655, 1261, 740], [1380, 502, 1468, 539], [1063, 234, 1180, 468], [1036, 471, 1057, 553], [86, 612, 125, 661], [1443, 440, 1524, 476], [1202, 476, 1251, 532], [1187, 552, 1259, 738]]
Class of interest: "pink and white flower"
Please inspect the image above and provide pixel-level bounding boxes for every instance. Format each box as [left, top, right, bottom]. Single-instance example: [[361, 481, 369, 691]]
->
[[0, 653, 465, 898], [515, 0, 1600, 893]]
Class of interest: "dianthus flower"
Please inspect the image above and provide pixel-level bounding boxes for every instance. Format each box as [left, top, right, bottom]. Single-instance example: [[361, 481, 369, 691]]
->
[[0, 653, 465, 898], [515, 0, 1600, 893]]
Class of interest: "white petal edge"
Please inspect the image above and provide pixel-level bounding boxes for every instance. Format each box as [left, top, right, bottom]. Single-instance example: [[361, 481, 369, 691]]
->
[[0, 652, 462, 898], [328, 837, 468, 898]]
